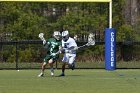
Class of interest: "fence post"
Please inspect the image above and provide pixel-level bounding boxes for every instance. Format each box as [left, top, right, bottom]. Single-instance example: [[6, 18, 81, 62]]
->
[[15, 41, 19, 70]]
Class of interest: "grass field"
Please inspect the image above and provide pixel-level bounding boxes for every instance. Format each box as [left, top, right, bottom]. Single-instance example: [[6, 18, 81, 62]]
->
[[0, 69, 140, 93], [0, 61, 140, 69]]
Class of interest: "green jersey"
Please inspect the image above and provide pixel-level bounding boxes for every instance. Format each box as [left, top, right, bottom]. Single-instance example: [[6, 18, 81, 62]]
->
[[45, 38, 61, 55], [47, 38, 61, 55], [43, 38, 61, 63]]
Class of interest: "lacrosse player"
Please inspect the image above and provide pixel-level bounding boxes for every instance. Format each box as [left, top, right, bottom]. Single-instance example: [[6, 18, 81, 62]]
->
[[38, 31, 62, 77], [59, 30, 78, 76]]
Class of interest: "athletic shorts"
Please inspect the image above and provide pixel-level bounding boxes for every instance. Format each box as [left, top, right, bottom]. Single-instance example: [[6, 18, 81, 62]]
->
[[62, 53, 76, 64], [43, 54, 58, 63]]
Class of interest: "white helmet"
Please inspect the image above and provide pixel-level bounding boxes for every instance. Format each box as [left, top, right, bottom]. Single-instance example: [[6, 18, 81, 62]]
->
[[62, 30, 69, 41], [53, 31, 61, 40], [62, 30, 69, 37]]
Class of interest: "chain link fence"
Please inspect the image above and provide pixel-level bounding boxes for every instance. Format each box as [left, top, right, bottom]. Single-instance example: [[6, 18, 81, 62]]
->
[[0, 40, 140, 69]]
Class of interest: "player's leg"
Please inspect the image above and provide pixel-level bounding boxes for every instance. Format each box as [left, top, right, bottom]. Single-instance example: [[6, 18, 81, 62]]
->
[[68, 62, 75, 70], [48, 59, 55, 76], [59, 54, 68, 76], [48, 55, 59, 76], [38, 55, 50, 77], [60, 62, 66, 76], [38, 62, 47, 77], [68, 54, 76, 70]]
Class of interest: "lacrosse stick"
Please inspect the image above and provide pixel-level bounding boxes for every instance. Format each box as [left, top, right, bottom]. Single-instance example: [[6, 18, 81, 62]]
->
[[51, 33, 96, 55], [38, 33, 46, 45], [78, 33, 95, 49]]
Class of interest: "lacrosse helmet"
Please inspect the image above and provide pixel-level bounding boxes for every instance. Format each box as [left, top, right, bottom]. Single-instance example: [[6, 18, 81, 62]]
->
[[53, 31, 61, 40], [62, 30, 69, 41]]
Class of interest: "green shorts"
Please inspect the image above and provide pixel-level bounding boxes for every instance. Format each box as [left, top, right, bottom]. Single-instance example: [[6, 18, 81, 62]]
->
[[43, 54, 58, 63]]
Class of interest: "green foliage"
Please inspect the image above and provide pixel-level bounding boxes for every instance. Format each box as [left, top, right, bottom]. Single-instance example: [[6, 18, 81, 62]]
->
[[0, 1, 139, 62], [19, 48, 32, 62], [54, 3, 108, 35], [0, 2, 50, 40], [7, 54, 15, 63], [117, 24, 135, 41], [77, 45, 104, 61], [6, 47, 16, 63]]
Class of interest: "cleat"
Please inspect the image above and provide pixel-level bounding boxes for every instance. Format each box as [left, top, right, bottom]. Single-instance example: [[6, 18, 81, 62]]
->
[[71, 63, 75, 70], [68, 63, 75, 70], [51, 72, 54, 76], [38, 73, 44, 77]]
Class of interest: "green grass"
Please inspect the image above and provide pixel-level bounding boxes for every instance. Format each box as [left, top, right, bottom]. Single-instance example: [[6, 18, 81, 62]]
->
[[0, 69, 140, 93], [0, 61, 140, 69]]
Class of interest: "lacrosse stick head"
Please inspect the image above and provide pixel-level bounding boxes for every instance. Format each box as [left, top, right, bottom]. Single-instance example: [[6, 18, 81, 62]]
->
[[38, 33, 44, 39], [87, 33, 95, 46]]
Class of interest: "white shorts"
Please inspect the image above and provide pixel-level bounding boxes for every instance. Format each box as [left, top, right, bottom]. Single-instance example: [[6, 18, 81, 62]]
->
[[62, 53, 76, 64]]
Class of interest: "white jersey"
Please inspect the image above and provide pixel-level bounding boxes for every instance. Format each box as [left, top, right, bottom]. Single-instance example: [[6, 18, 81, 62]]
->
[[62, 37, 77, 54], [62, 37, 77, 63]]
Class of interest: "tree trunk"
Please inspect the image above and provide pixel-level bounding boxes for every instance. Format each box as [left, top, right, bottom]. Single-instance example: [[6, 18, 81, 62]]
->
[[124, 0, 139, 25]]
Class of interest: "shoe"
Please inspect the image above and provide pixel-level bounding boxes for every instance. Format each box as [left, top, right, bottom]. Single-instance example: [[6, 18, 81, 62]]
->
[[51, 72, 54, 76], [58, 73, 65, 77], [71, 63, 75, 70], [38, 73, 44, 77]]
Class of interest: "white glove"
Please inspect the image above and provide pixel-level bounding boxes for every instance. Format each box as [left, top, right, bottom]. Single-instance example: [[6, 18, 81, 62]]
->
[[73, 46, 78, 50], [43, 40, 46, 45], [65, 49, 70, 53]]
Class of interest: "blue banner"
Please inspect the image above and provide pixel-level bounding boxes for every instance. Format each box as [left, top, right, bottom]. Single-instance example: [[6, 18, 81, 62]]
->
[[105, 28, 116, 70]]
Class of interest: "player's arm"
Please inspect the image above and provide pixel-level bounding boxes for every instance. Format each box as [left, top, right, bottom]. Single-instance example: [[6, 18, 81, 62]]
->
[[63, 46, 78, 53], [68, 46, 78, 51], [38, 33, 47, 45], [51, 45, 62, 56], [67, 38, 78, 51]]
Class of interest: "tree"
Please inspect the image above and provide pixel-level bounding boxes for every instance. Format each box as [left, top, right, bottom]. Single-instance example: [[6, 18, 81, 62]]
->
[[0, 2, 50, 40]]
